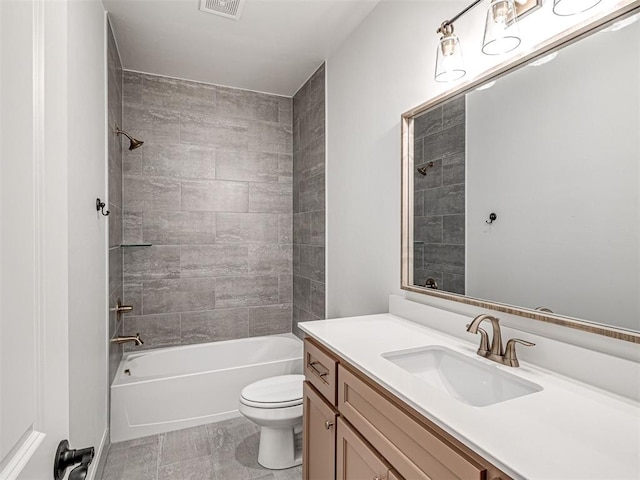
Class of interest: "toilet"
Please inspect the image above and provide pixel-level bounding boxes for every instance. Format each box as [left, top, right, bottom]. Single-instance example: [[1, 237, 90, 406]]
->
[[238, 374, 305, 470]]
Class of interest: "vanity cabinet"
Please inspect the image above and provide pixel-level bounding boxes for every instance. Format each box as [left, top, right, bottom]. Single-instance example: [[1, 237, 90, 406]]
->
[[303, 381, 337, 480], [336, 417, 402, 480], [302, 338, 513, 480], [304, 336, 338, 405]]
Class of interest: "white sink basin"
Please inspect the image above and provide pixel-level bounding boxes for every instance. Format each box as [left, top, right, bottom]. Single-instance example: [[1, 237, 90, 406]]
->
[[382, 346, 542, 407]]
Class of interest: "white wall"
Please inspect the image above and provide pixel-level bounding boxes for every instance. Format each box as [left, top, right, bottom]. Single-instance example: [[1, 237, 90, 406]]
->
[[67, 0, 108, 472], [466, 22, 639, 331], [326, 0, 465, 318], [326, 1, 638, 351]]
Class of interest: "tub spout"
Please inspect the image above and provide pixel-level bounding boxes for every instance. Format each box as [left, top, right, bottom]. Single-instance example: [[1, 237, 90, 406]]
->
[[111, 333, 144, 346]]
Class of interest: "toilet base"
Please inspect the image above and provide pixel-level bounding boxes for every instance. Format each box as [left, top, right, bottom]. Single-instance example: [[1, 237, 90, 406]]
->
[[257, 425, 302, 470]]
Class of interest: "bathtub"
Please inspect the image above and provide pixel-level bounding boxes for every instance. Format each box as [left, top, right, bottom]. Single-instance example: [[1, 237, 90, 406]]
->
[[110, 333, 303, 443]]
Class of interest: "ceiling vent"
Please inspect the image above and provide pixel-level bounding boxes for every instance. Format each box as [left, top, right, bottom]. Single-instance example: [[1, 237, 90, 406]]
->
[[199, 0, 245, 20]]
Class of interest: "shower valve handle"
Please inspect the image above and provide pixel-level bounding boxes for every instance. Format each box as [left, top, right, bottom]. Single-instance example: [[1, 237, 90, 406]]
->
[[116, 304, 133, 314]]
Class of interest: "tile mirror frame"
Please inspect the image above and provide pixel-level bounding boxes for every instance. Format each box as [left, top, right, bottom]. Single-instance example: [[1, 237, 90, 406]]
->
[[400, 3, 640, 344]]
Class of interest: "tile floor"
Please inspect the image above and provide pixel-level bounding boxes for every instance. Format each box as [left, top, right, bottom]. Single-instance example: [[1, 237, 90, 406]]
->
[[101, 417, 302, 480]]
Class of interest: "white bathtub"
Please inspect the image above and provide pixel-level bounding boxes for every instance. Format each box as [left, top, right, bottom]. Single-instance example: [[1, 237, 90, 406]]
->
[[110, 333, 303, 443]]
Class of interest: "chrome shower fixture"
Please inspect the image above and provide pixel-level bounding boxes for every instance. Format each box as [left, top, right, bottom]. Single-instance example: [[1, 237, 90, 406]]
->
[[115, 128, 144, 150]]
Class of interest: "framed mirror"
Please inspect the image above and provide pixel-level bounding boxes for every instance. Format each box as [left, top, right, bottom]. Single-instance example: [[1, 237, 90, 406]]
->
[[401, 5, 640, 343]]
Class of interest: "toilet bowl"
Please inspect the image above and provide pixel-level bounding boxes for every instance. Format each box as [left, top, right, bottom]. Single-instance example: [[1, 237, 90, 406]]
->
[[239, 374, 304, 470]]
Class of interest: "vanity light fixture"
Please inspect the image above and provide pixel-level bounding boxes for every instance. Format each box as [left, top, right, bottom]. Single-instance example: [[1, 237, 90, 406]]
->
[[552, 0, 602, 16], [435, 22, 466, 83], [482, 0, 521, 55], [433, 0, 522, 83]]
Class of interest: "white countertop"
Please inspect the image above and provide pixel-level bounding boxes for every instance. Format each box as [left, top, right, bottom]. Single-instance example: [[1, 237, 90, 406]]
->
[[299, 313, 640, 480]]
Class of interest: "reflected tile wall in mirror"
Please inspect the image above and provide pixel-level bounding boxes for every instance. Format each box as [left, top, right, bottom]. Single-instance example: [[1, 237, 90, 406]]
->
[[413, 97, 466, 294]]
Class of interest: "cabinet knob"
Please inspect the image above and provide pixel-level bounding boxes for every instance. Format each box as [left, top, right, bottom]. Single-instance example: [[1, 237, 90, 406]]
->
[[324, 420, 334, 430]]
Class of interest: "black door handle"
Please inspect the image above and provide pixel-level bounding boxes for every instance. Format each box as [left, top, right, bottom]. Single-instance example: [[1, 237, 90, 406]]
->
[[53, 440, 94, 480]]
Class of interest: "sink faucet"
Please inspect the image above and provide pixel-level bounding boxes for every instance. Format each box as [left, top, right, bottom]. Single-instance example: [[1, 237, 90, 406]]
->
[[111, 333, 144, 346], [466, 314, 504, 362], [466, 314, 535, 367]]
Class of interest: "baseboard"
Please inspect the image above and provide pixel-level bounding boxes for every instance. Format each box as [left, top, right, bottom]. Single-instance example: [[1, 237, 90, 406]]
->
[[87, 427, 109, 480]]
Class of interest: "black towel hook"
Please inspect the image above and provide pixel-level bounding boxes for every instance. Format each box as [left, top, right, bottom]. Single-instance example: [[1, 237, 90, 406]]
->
[[486, 212, 497, 225], [96, 198, 110, 216]]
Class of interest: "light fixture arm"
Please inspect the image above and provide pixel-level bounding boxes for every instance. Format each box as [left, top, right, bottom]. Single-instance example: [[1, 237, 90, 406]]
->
[[434, 0, 522, 83], [438, 0, 485, 32]]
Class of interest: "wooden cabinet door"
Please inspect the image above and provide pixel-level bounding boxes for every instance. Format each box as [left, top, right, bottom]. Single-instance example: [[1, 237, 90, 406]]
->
[[336, 417, 392, 480], [388, 470, 404, 480], [303, 381, 338, 480]]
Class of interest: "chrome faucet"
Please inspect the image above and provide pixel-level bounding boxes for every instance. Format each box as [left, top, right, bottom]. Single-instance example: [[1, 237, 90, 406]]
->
[[111, 333, 144, 346], [466, 314, 534, 367]]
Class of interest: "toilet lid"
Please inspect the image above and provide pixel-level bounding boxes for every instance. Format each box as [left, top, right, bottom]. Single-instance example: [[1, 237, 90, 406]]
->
[[240, 374, 304, 408]]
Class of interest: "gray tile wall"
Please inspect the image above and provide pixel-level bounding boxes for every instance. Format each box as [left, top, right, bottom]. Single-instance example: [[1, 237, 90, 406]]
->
[[292, 64, 326, 336], [413, 96, 465, 294], [107, 20, 124, 385], [121, 72, 293, 351]]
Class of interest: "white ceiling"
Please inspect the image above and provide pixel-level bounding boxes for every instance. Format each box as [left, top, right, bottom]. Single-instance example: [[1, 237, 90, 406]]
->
[[103, 0, 380, 96]]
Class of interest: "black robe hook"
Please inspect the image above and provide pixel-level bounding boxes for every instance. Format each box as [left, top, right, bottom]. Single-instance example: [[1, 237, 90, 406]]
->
[[96, 198, 110, 216]]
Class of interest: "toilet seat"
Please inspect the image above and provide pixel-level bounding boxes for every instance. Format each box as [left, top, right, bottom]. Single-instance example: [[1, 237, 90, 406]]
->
[[240, 374, 304, 409]]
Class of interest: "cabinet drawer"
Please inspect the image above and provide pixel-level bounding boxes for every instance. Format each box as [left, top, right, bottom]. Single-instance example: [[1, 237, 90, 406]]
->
[[303, 381, 337, 480], [304, 338, 338, 405], [338, 365, 489, 480]]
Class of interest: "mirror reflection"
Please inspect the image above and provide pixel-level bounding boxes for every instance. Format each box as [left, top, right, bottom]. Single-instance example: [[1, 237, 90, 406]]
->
[[410, 14, 639, 332]]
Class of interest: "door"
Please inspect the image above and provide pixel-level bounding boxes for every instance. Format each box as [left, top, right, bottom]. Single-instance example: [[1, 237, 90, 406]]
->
[[336, 418, 391, 480], [0, 0, 70, 478], [303, 381, 338, 480]]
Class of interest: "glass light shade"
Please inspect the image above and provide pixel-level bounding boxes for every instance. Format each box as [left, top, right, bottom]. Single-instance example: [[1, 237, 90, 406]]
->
[[552, 0, 602, 16], [434, 33, 466, 83], [482, 0, 521, 55]]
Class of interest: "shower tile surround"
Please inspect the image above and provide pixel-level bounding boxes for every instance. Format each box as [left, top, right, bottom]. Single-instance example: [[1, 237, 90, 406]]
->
[[413, 96, 465, 294], [121, 71, 296, 350], [293, 65, 326, 336], [107, 21, 124, 387]]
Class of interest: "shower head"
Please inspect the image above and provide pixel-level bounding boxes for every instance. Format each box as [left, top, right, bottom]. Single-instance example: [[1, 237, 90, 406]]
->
[[416, 161, 434, 176], [115, 128, 144, 150]]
